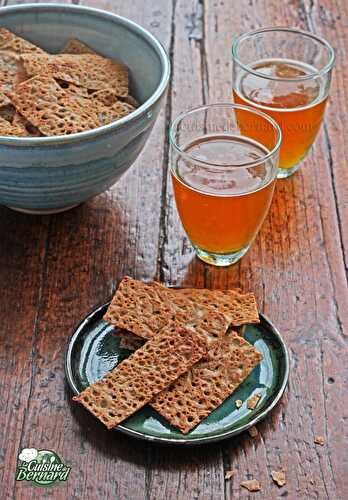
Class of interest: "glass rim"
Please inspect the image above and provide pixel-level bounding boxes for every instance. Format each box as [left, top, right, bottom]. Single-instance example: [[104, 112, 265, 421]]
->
[[232, 26, 336, 82], [169, 102, 282, 169]]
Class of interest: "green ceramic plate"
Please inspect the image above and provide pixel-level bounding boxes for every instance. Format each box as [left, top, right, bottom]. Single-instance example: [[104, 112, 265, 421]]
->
[[65, 302, 289, 445]]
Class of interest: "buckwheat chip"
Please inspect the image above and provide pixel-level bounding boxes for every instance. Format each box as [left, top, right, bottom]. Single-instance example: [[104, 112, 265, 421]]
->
[[240, 479, 261, 492], [21, 53, 128, 94], [56, 79, 89, 98], [314, 436, 325, 446], [8, 75, 101, 136], [96, 99, 136, 125], [61, 38, 97, 55], [151, 332, 263, 433], [0, 28, 46, 55], [0, 115, 28, 136], [247, 393, 262, 410], [103, 277, 259, 345], [73, 323, 207, 429], [271, 470, 286, 487], [12, 112, 41, 137], [112, 329, 145, 351], [0, 103, 15, 122], [0, 51, 26, 94], [225, 470, 236, 480], [93, 88, 139, 108]]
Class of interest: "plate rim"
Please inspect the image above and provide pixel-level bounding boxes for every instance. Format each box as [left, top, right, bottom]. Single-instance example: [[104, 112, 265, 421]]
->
[[65, 302, 290, 446]]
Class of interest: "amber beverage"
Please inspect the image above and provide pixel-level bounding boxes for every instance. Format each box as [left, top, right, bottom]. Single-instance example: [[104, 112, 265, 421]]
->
[[172, 136, 275, 254], [232, 29, 335, 178], [169, 104, 281, 266]]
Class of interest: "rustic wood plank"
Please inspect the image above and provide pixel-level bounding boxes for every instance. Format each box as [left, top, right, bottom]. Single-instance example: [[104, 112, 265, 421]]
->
[[202, 1, 348, 499], [158, 0, 209, 288], [0, 0, 172, 499], [145, 2, 225, 500], [0, 210, 49, 500], [0, 0, 346, 499]]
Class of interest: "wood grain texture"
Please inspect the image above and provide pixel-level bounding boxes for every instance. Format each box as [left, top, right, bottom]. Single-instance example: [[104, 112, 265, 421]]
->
[[0, 0, 346, 499]]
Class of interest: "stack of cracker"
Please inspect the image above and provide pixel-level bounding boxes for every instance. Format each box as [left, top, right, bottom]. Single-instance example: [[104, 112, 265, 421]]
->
[[73, 277, 264, 434], [0, 29, 137, 137]]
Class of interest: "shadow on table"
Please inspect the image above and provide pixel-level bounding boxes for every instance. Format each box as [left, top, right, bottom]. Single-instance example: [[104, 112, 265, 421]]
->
[[0, 191, 128, 266]]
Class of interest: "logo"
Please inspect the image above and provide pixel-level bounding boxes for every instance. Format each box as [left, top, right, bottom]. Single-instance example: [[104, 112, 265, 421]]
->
[[16, 448, 71, 487]]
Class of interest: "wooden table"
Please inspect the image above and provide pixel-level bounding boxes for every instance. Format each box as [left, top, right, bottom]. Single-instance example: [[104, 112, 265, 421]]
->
[[1, 0, 347, 498]]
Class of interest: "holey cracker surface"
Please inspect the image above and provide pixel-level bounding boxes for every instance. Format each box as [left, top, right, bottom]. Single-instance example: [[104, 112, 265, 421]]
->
[[21, 52, 129, 95], [103, 277, 259, 344], [0, 28, 46, 56], [9, 75, 101, 136], [151, 331, 263, 433], [73, 324, 207, 429]]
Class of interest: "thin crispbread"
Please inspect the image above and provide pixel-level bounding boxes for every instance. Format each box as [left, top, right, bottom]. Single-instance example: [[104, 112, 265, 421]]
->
[[151, 331, 263, 433], [73, 323, 207, 429], [8, 75, 101, 136], [112, 329, 145, 351], [0, 28, 46, 56], [0, 103, 15, 122], [93, 88, 139, 108], [97, 100, 136, 125], [103, 277, 259, 342], [56, 79, 89, 98], [0, 51, 23, 93], [0, 115, 27, 136], [12, 112, 42, 137], [0, 92, 11, 108], [61, 38, 98, 55], [178, 287, 259, 327], [21, 53, 129, 94], [104, 277, 230, 345]]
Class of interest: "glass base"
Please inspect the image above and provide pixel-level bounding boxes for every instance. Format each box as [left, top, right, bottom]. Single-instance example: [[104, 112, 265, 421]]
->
[[194, 244, 250, 266], [277, 163, 301, 179]]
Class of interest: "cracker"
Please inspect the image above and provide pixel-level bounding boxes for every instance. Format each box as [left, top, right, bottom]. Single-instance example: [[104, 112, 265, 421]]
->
[[247, 393, 261, 410], [225, 470, 236, 480], [177, 287, 259, 327], [150, 331, 263, 433], [112, 329, 145, 351], [104, 277, 231, 345], [0, 28, 45, 55], [93, 88, 139, 107], [96, 99, 136, 125], [56, 79, 89, 98], [9, 75, 101, 136], [73, 323, 207, 429], [0, 92, 11, 108], [0, 51, 23, 93], [92, 90, 136, 124], [0, 115, 27, 136], [21, 53, 129, 94], [103, 277, 259, 344], [120, 95, 139, 108], [271, 470, 286, 487], [240, 479, 261, 492], [314, 436, 325, 446], [0, 103, 15, 122], [12, 113, 41, 137], [61, 38, 97, 55]]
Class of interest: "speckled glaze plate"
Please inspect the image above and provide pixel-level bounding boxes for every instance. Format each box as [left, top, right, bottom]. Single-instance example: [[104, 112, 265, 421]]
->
[[65, 302, 289, 445]]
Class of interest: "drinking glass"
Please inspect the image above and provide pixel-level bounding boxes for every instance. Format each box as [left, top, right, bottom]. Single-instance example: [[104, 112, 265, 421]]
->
[[232, 27, 335, 178], [169, 103, 281, 266]]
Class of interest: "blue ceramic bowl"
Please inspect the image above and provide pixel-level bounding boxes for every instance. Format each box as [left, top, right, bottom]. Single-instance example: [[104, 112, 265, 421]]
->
[[0, 4, 170, 214]]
